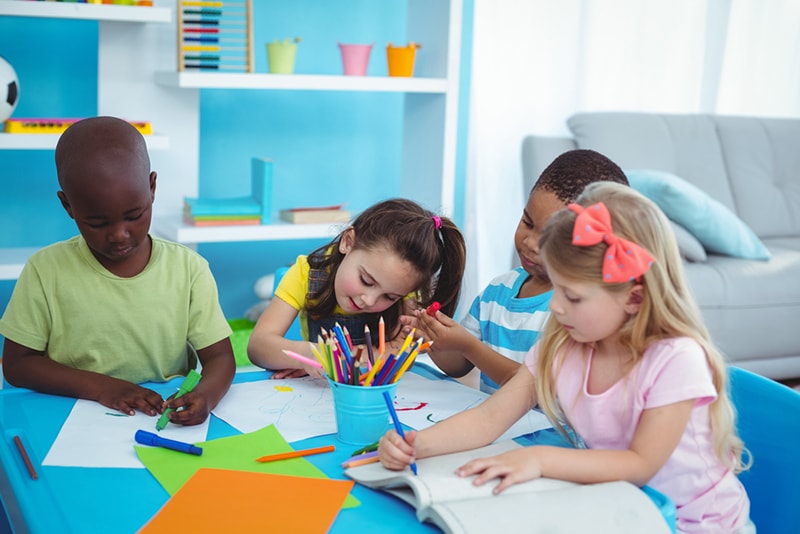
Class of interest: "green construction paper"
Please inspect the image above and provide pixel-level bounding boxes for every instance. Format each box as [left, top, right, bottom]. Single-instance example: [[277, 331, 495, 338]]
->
[[135, 424, 359, 508]]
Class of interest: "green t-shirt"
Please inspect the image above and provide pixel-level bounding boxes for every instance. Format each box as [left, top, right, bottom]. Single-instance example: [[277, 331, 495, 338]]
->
[[0, 235, 231, 384]]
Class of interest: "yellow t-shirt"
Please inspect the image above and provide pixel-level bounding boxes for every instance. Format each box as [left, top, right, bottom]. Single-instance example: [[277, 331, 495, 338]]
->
[[274, 254, 351, 341]]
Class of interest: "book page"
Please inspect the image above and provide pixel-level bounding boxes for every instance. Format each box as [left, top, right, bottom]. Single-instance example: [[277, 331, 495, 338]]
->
[[346, 441, 671, 534], [346, 441, 574, 506], [426, 480, 671, 534]]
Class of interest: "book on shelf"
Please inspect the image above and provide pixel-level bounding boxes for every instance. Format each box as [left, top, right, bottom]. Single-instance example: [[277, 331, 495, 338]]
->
[[183, 197, 262, 217], [181, 157, 274, 226], [279, 204, 351, 224], [344, 440, 672, 534]]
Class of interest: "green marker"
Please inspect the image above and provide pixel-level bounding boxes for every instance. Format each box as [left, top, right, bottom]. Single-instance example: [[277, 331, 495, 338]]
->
[[156, 369, 202, 431]]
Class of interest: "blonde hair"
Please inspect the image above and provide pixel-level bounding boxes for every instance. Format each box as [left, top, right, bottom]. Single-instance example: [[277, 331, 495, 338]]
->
[[536, 182, 748, 473]]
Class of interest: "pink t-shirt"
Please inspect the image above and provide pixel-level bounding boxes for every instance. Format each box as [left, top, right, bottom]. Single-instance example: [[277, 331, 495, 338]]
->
[[525, 337, 750, 533]]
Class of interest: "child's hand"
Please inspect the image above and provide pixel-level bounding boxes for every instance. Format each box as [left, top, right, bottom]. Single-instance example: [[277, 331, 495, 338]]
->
[[270, 368, 309, 379], [161, 390, 212, 427], [455, 447, 544, 495], [96, 380, 164, 417], [378, 429, 417, 471], [412, 308, 470, 353], [398, 312, 419, 336]]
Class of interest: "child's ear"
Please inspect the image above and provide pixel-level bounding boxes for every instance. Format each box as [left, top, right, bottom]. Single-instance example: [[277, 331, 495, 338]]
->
[[149, 171, 157, 202], [339, 227, 356, 254], [56, 191, 74, 219], [624, 284, 645, 314]]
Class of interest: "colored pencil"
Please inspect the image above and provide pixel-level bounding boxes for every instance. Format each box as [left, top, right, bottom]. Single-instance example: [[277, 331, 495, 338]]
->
[[383, 391, 417, 475], [343, 325, 353, 351], [341, 450, 380, 468], [396, 328, 415, 356], [13, 435, 37, 480], [282, 349, 323, 370], [378, 316, 385, 356], [364, 324, 375, 365], [256, 444, 335, 463]]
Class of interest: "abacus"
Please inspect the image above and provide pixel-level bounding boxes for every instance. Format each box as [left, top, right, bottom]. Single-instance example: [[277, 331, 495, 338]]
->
[[177, 0, 254, 72]]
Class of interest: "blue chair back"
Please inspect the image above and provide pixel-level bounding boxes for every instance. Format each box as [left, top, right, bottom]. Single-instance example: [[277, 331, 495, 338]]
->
[[729, 366, 800, 534]]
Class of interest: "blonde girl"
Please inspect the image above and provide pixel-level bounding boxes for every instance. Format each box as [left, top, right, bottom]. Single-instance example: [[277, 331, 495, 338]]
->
[[379, 183, 751, 533]]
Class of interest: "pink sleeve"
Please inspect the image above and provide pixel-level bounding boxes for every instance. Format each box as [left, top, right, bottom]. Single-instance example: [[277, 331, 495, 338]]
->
[[639, 338, 717, 410]]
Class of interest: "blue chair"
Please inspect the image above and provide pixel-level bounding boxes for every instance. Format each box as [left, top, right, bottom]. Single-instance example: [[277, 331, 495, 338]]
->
[[729, 366, 800, 534]]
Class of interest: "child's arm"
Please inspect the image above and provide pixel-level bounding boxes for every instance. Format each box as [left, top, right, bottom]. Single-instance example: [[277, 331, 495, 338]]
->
[[457, 399, 696, 495], [1, 338, 164, 416], [247, 297, 321, 377], [162, 338, 236, 426], [379, 363, 538, 469], [413, 310, 520, 384]]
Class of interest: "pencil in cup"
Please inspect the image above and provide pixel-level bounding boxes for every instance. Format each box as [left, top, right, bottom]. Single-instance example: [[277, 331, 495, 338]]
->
[[282, 349, 324, 370]]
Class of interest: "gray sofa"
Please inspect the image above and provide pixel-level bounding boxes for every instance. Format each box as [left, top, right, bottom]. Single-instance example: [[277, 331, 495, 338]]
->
[[522, 112, 800, 380]]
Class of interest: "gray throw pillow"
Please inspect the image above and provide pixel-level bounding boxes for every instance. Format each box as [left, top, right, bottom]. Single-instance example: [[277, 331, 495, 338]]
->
[[670, 220, 707, 263]]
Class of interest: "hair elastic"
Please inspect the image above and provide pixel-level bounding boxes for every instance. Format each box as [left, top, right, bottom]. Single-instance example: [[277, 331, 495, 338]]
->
[[432, 215, 442, 230]]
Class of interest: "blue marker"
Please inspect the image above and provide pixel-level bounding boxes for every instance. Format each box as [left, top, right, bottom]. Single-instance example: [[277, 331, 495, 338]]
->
[[135, 430, 203, 456], [383, 391, 417, 475]]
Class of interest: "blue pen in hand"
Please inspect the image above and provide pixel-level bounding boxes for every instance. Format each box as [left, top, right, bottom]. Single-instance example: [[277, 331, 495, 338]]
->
[[383, 390, 417, 475]]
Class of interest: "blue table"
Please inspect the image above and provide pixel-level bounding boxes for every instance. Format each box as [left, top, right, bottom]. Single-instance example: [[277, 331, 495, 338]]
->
[[0, 365, 674, 533]]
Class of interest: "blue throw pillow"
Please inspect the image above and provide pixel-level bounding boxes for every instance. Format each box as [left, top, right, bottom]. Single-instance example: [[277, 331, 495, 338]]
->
[[625, 169, 771, 260]]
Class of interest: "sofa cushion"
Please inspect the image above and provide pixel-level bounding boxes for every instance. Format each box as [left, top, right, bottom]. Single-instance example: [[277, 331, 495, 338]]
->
[[670, 221, 707, 262], [713, 116, 800, 238], [685, 245, 800, 363], [567, 112, 738, 210], [626, 169, 771, 260]]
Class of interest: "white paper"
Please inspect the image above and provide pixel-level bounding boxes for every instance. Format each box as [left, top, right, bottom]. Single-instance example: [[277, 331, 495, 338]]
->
[[394, 373, 553, 441], [43, 399, 210, 468], [212, 373, 552, 443], [211, 377, 337, 442]]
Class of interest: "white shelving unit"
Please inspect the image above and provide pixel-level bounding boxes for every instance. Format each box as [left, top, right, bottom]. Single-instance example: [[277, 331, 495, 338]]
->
[[153, 217, 344, 244], [0, 248, 38, 281], [154, 71, 448, 93], [0, 0, 170, 22], [0, 133, 169, 151], [152, 0, 463, 246], [0, 0, 182, 280], [1, 0, 463, 269]]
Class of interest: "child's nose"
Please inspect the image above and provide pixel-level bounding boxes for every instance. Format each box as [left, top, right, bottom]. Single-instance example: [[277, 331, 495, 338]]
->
[[108, 222, 130, 242], [360, 290, 379, 309], [549, 294, 564, 315], [524, 230, 541, 253]]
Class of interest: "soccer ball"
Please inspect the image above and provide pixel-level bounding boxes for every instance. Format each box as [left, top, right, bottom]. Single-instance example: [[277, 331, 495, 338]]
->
[[0, 55, 20, 123]]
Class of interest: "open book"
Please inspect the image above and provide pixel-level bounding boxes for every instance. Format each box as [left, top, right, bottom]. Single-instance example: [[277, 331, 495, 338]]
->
[[345, 440, 672, 534]]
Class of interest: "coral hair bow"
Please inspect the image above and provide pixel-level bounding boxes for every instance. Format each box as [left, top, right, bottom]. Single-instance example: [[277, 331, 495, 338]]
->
[[568, 202, 655, 283]]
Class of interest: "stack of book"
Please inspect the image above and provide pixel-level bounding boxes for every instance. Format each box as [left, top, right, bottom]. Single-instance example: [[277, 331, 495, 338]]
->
[[279, 204, 351, 224], [183, 196, 263, 226]]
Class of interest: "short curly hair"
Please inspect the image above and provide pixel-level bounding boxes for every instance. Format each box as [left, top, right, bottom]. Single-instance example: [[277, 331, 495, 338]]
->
[[533, 149, 629, 203]]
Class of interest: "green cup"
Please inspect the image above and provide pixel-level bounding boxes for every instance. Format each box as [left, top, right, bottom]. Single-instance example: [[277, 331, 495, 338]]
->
[[266, 39, 299, 74]]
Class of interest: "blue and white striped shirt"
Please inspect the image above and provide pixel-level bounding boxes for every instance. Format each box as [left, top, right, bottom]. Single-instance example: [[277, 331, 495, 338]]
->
[[461, 267, 552, 394]]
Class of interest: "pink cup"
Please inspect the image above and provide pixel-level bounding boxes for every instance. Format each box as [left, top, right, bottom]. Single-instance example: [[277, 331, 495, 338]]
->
[[338, 43, 373, 76]]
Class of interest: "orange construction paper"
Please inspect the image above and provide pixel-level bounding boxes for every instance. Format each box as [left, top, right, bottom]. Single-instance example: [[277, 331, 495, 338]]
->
[[139, 468, 354, 533]]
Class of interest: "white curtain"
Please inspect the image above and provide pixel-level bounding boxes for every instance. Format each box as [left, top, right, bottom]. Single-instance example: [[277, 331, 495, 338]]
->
[[462, 0, 800, 307]]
